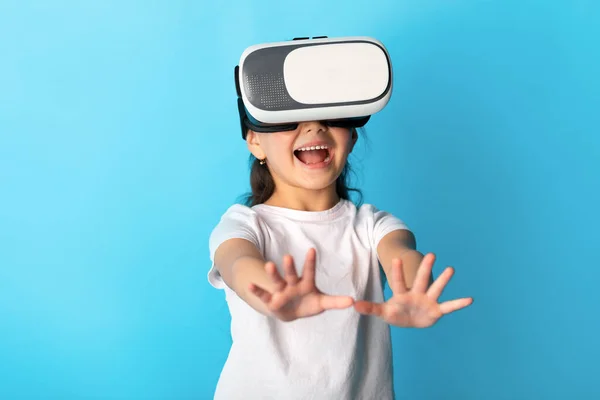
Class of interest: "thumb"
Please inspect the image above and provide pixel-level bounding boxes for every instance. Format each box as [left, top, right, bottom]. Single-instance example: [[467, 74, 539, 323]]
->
[[319, 294, 354, 310], [354, 300, 385, 317]]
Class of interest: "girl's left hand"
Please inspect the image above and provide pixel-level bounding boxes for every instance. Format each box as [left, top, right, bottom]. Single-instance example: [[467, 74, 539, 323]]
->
[[354, 253, 473, 328]]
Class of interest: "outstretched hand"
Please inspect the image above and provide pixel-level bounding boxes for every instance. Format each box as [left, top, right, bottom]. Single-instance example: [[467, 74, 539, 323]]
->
[[354, 253, 473, 328], [248, 248, 354, 322]]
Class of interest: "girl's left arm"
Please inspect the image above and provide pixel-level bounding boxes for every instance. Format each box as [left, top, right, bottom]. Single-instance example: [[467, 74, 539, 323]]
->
[[376, 229, 432, 289], [357, 229, 473, 326]]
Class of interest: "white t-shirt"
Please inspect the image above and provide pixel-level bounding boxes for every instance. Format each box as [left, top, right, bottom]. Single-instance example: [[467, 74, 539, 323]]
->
[[208, 199, 410, 400]]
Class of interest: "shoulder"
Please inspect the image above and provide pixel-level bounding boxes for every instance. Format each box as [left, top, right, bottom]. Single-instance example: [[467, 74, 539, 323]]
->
[[354, 202, 380, 215], [217, 203, 260, 221], [352, 201, 411, 240], [211, 203, 265, 232], [354, 202, 405, 223]]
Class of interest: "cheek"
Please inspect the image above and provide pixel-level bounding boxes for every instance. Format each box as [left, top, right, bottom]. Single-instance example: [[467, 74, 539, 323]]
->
[[263, 141, 295, 166], [333, 130, 354, 155], [272, 152, 294, 167]]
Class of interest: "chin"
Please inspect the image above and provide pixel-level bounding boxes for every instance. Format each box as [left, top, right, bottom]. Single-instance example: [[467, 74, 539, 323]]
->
[[296, 173, 342, 191], [295, 161, 346, 189]]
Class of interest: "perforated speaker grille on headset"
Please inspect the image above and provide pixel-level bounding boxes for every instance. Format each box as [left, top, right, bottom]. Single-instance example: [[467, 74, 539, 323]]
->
[[246, 72, 294, 109]]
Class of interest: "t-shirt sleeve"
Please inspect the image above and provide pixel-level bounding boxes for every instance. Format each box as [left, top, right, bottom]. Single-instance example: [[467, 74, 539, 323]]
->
[[371, 206, 411, 249], [207, 204, 263, 289]]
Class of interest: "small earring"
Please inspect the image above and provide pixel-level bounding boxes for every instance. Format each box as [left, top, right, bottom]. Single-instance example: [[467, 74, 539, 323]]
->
[[259, 158, 266, 165]]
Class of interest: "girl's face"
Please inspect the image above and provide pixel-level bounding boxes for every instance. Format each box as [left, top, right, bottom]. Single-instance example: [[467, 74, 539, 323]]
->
[[246, 121, 357, 193]]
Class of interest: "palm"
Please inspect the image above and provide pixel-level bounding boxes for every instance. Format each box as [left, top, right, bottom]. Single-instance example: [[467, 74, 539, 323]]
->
[[355, 253, 473, 328], [379, 292, 445, 328], [248, 248, 354, 322]]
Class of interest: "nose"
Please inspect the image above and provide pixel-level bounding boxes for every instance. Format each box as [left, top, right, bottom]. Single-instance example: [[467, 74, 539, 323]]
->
[[299, 120, 327, 134]]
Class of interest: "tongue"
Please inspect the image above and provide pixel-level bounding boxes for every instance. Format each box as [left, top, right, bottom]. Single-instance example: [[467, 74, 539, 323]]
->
[[296, 149, 328, 164]]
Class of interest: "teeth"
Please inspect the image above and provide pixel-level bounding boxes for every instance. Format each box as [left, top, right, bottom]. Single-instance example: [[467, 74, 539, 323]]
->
[[296, 145, 329, 152]]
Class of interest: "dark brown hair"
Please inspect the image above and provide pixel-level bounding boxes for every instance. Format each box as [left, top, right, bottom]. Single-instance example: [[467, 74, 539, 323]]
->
[[242, 128, 364, 207]]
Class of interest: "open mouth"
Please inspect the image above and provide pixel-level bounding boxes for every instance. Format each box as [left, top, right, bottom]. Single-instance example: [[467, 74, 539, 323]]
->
[[293, 145, 331, 165]]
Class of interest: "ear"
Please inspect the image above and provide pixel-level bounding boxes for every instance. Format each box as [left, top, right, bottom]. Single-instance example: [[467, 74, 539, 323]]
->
[[246, 130, 266, 160]]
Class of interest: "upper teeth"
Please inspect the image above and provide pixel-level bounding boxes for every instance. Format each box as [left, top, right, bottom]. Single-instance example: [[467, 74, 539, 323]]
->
[[296, 145, 329, 151]]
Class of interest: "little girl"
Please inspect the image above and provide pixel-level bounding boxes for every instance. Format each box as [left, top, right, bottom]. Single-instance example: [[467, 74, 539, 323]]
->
[[208, 38, 473, 400]]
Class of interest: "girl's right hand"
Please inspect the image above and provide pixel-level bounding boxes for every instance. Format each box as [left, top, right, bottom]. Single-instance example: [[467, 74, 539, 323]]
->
[[248, 248, 354, 322]]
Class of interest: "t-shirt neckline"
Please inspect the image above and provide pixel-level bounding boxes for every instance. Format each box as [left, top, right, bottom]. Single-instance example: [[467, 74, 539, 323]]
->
[[252, 199, 349, 222]]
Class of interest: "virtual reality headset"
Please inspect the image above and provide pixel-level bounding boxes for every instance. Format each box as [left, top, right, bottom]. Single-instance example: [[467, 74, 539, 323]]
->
[[234, 36, 393, 140]]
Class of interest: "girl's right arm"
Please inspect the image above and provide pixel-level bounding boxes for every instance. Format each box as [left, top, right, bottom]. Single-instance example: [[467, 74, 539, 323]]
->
[[213, 238, 277, 316], [213, 239, 355, 321]]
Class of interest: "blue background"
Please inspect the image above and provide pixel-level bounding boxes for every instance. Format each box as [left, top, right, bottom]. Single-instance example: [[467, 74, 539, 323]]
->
[[1, 1, 598, 399]]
